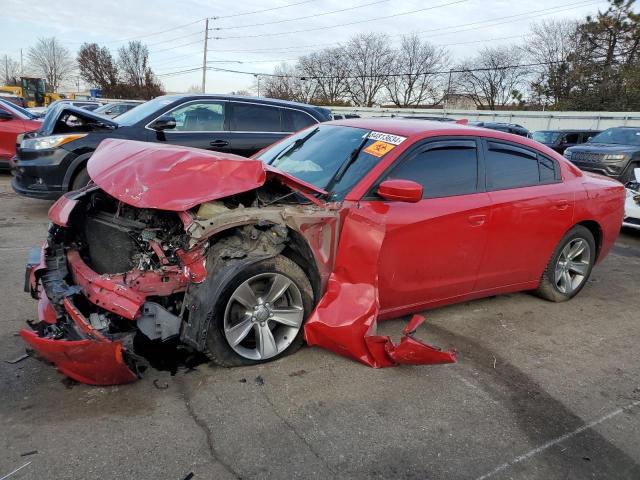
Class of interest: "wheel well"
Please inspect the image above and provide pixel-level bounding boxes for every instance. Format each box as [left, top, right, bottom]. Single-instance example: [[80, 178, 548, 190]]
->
[[66, 160, 89, 191], [576, 220, 602, 260], [281, 229, 322, 303]]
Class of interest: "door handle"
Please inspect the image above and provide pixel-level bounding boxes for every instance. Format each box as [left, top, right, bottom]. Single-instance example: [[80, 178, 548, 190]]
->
[[209, 140, 229, 147], [468, 214, 486, 226]]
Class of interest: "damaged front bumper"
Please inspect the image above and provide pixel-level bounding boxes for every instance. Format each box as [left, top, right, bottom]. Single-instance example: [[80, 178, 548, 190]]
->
[[23, 245, 142, 385]]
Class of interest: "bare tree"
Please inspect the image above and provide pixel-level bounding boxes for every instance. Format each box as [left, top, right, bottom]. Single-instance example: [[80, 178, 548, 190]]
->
[[117, 41, 163, 99], [27, 37, 75, 91], [343, 33, 394, 106], [455, 46, 530, 109], [386, 34, 450, 106], [118, 41, 149, 89], [1, 55, 20, 85], [259, 63, 314, 102], [77, 43, 119, 92], [523, 20, 580, 107], [299, 47, 350, 104]]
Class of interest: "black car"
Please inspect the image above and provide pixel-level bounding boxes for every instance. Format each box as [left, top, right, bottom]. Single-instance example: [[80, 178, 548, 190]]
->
[[532, 129, 601, 154], [11, 94, 332, 199], [564, 126, 640, 183], [468, 121, 531, 138]]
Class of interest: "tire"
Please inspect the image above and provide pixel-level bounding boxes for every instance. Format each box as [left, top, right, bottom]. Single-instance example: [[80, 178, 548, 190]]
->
[[534, 225, 596, 302], [205, 255, 314, 367], [70, 166, 91, 191]]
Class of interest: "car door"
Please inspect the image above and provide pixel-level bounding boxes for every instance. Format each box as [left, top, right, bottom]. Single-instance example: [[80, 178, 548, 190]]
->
[[358, 138, 492, 314], [150, 100, 235, 153], [474, 140, 574, 291], [0, 105, 25, 161], [227, 101, 289, 156]]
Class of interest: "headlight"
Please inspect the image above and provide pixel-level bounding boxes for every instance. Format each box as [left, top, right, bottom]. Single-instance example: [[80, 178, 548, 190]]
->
[[563, 150, 573, 159], [602, 154, 626, 162], [21, 134, 87, 150]]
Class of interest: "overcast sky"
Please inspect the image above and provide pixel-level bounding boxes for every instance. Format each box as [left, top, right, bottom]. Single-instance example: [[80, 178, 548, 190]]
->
[[1, 0, 609, 95]]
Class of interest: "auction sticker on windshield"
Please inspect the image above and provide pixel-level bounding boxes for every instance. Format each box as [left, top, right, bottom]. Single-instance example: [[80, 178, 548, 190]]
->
[[364, 140, 396, 157], [367, 131, 407, 145]]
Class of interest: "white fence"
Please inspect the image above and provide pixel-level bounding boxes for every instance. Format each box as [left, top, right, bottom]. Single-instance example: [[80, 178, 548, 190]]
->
[[329, 106, 640, 131]]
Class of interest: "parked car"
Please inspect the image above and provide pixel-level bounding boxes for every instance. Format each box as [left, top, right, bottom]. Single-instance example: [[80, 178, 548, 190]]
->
[[563, 126, 640, 183], [623, 169, 640, 229], [532, 129, 601, 154], [469, 121, 531, 137], [0, 92, 26, 108], [11, 94, 332, 199], [332, 113, 360, 120], [0, 98, 41, 170], [93, 101, 143, 118], [22, 119, 624, 385]]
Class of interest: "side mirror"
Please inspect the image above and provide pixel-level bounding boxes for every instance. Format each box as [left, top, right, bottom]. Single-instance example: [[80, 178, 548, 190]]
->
[[0, 110, 13, 121], [149, 114, 176, 131], [377, 179, 423, 203]]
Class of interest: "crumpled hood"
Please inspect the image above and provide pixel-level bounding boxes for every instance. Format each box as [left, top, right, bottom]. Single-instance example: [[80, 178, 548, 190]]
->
[[39, 105, 118, 136], [87, 138, 325, 211]]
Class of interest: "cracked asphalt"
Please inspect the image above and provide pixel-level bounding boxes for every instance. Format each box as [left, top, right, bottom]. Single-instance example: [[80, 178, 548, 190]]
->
[[1, 174, 639, 480]]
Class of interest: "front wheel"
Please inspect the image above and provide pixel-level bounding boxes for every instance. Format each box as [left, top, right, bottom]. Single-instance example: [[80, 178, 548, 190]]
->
[[534, 225, 596, 302], [205, 255, 314, 367]]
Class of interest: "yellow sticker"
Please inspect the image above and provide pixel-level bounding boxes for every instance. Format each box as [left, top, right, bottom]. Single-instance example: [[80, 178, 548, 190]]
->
[[364, 140, 395, 158]]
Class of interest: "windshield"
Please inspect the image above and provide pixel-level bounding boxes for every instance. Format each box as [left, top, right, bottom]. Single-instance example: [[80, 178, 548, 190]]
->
[[258, 124, 400, 199], [533, 131, 561, 144], [589, 128, 640, 146], [115, 97, 173, 126]]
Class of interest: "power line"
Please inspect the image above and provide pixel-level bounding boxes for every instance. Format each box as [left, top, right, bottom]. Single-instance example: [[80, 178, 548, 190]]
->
[[207, 0, 594, 51], [146, 30, 205, 47], [207, 60, 568, 80], [212, 0, 389, 31], [150, 39, 203, 54], [212, 0, 317, 20], [212, 0, 470, 40]]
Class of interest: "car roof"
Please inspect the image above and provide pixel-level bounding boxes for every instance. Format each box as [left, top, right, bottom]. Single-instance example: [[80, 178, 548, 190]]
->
[[329, 117, 494, 137], [536, 129, 601, 133], [156, 93, 328, 112]]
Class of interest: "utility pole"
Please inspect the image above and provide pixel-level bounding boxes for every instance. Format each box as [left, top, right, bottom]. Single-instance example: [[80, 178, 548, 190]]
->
[[444, 68, 452, 111], [254, 74, 260, 96], [20, 49, 23, 76], [202, 18, 209, 93]]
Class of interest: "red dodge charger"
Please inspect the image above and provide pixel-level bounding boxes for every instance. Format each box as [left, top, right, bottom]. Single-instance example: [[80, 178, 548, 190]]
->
[[23, 119, 625, 384]]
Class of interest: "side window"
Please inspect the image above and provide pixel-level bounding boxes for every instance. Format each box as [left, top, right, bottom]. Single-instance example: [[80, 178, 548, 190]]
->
[[386, 142, 478, 199], [564, 133, 579, 143], [289, 109, 317, 131], [538, 155, 557, 184], [167, 101, 225, 131], [486, 141, 560, 190], [231, 103, 281, 132]]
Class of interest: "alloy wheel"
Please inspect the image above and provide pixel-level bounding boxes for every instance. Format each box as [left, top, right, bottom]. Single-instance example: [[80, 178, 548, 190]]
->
[[223, 272, 304, 360], [554, 238, 591, 294]]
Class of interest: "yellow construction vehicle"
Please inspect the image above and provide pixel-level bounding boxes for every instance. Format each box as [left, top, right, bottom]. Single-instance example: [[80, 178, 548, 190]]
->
[[0, 77, 62, 107]]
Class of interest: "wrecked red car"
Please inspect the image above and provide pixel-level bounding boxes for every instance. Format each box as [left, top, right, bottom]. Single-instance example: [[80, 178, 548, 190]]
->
[[23, 119, 625, 385]]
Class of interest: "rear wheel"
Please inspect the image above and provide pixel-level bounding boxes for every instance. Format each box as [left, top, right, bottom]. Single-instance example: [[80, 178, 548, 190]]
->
[[70, 166, 91, 191], [205, 255, 313, 367], [535, 225, 596, 302]]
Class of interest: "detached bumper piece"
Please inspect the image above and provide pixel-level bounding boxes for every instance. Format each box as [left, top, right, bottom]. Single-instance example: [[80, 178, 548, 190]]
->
[[305, 208, 456, 368], [23, 245, 139, 385]]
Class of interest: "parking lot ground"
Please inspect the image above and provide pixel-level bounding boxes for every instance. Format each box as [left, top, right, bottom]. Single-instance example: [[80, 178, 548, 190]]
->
[[1, 173, 639, 480]]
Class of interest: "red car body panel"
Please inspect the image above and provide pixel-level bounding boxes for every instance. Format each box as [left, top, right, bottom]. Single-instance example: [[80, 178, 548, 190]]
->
[[0, 103, 40, 163], [22, 121, 625, 383]]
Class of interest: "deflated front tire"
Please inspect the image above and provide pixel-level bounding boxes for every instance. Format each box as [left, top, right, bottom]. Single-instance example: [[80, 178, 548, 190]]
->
[[204, 255, 314, 367]]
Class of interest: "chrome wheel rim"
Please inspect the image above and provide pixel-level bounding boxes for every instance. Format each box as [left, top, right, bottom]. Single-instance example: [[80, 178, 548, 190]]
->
[[554, 238, 591, 294], [223, 273, 304, 360]]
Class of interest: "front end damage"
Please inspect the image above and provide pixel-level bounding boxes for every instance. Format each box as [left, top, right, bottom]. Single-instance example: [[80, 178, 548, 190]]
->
[[22, 139, 455, 385]]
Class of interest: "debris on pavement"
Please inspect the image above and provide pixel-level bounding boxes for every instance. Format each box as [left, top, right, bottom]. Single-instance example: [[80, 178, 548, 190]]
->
[[5, 353, 29, 364]]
